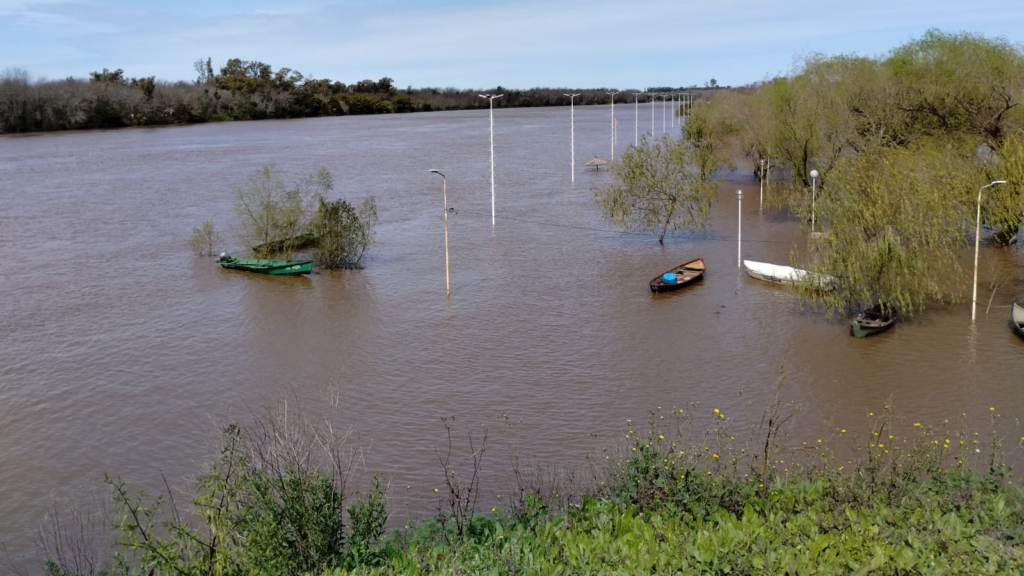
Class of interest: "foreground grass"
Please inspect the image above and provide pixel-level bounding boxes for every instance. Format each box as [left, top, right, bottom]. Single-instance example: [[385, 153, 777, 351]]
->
[[333, 407, 1024, 575], [336, 472, 1022, 575], [53, 403, 1023, 576]]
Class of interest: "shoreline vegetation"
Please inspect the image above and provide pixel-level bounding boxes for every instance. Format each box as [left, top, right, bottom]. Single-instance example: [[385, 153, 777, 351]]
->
[[26, 396, 1024, 575], [0, 58, 718, 134]]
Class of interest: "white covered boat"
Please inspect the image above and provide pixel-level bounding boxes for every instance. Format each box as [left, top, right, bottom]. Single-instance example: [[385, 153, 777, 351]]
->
[[743, 260, 835, 289]]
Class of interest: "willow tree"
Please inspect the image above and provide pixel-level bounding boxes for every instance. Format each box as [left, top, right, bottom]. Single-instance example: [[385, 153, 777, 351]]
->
[[985, 133, 1024, 244], [594, 134, 717, 244], [796, 143, 974, 315]]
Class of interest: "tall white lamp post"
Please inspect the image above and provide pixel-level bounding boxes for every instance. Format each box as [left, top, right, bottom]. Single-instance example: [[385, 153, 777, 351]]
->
[[662, 95, 666, 134], [650, 93, 655, 136], [972, 179, 1007, 322], [810, 169, 819, 235], [606, 91, 620, 161], [428, 169, 451, 297], [759, 159, 765, 213], [736, 189, 743, 268], [479, 93, 503, 226], [564, 93, 579, 182], [632, 92, 642, 146]]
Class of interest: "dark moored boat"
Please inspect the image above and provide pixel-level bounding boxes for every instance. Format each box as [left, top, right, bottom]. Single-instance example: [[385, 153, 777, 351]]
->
[[851, 304, 897, 338], [649, 258, 706, 293], [1012, 302, 1024, 340], [217, 253, 313, 276]]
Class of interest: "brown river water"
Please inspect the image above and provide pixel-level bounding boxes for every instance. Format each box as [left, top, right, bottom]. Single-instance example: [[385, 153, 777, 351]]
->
[[1, 106, 1022, 560]]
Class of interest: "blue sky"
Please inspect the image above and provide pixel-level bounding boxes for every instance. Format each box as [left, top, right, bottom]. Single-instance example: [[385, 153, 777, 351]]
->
[[2, 0, 1021, 89]]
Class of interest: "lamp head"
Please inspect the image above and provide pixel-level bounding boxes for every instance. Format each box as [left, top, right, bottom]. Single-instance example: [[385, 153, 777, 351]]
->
[[429, 169, 439, 174], [992, 180, 1007, 185], [810, 169, 819, 179], [736, 189, 743, 199]]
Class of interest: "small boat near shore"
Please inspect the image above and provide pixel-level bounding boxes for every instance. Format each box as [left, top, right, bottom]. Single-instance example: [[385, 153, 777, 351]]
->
[[217, 253, 313, 276], [742, 260, 835, 289], [851, 304, 897, 338], [649, 258, 706, 293], [1012, 302, 1024, 340]]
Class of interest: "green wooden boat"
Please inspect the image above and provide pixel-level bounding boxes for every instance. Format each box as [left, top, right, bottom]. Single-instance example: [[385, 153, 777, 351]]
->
[[217, 253, 313, 275]]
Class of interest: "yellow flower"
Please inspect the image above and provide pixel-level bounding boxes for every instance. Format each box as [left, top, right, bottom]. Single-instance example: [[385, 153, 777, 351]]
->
[[913, 423, 921, 427], [718, 414, 724, 419], [434, 488, 439, 493], [713, 453, 720, 459], [869, 412, 874, 416], [659, 434, 664, 440], [840, 429, 846, 433], [990, 407, 995, 411], [714, 408, 720, 414], [878, 444, 884, 448], [839, 466, 844, 471], [492, 507, 496, 513], [679, 409, 683, 413]]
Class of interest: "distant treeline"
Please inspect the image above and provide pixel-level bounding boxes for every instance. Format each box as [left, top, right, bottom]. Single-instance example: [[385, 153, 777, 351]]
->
[[0, 58, 709, 133]]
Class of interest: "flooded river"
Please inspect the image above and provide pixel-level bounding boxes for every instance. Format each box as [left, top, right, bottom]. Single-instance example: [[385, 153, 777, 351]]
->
[[1, 106, 1022, 560]]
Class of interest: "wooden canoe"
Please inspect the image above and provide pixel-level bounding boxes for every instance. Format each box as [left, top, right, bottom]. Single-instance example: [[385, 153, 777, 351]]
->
[[1012, 302, 1024, 340], [851, 304, 897, 338], [650, 258, 706, 293]]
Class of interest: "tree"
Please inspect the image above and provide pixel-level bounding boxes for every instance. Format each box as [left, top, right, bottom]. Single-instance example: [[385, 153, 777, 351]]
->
[[796, 142, 974, 316], [310, 197, 378, 269], [189, 220, 219, 256], [594, 135, 717, 244], [233, 165, 323, 257]]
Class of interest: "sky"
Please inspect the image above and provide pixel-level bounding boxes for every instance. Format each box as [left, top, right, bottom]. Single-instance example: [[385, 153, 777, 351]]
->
[[1, 0, 1022, 90]]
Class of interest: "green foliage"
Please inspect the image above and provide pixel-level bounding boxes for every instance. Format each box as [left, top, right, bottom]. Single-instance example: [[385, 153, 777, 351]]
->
[[233, 165, 325, 258], [108, 416, 390, 576], [310, 196, 377, 270], [328, 406, 1024, 576], [188, 220, 219, 257], [797, 142, 975, 315], [594, 134, 717, 244]]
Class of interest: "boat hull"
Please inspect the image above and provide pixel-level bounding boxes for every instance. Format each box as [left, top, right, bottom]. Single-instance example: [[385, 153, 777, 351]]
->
[[1012, 302, 1024, 340], [743, 260, 835, 289], [217, 257, 313, 276], [650, 258, 706, 293], [851, 304, 896, 338]]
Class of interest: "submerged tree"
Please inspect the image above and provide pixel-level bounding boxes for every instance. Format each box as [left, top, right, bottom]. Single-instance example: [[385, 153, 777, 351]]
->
[[310, 196, 378, 269], [594, 135, 717, 244], [188, 220, 219, 256], [233, 165, 325, 258], [232, 164, 377, 266], [796, 143, 974, 316]]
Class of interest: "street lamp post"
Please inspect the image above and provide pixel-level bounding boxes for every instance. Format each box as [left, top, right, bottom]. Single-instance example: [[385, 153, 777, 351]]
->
[[428, 169, 451, 297], [662, 95, 666, 134], [478, 93, 503, 226], [972, 179, 1007, 322], [564, 93, 580, 182], [606, 91, 620, 161], [650, 93, 655, 136], [632, 92, 642, 146], [810, 169, 819, 235], [736, 189, 743, 268]]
